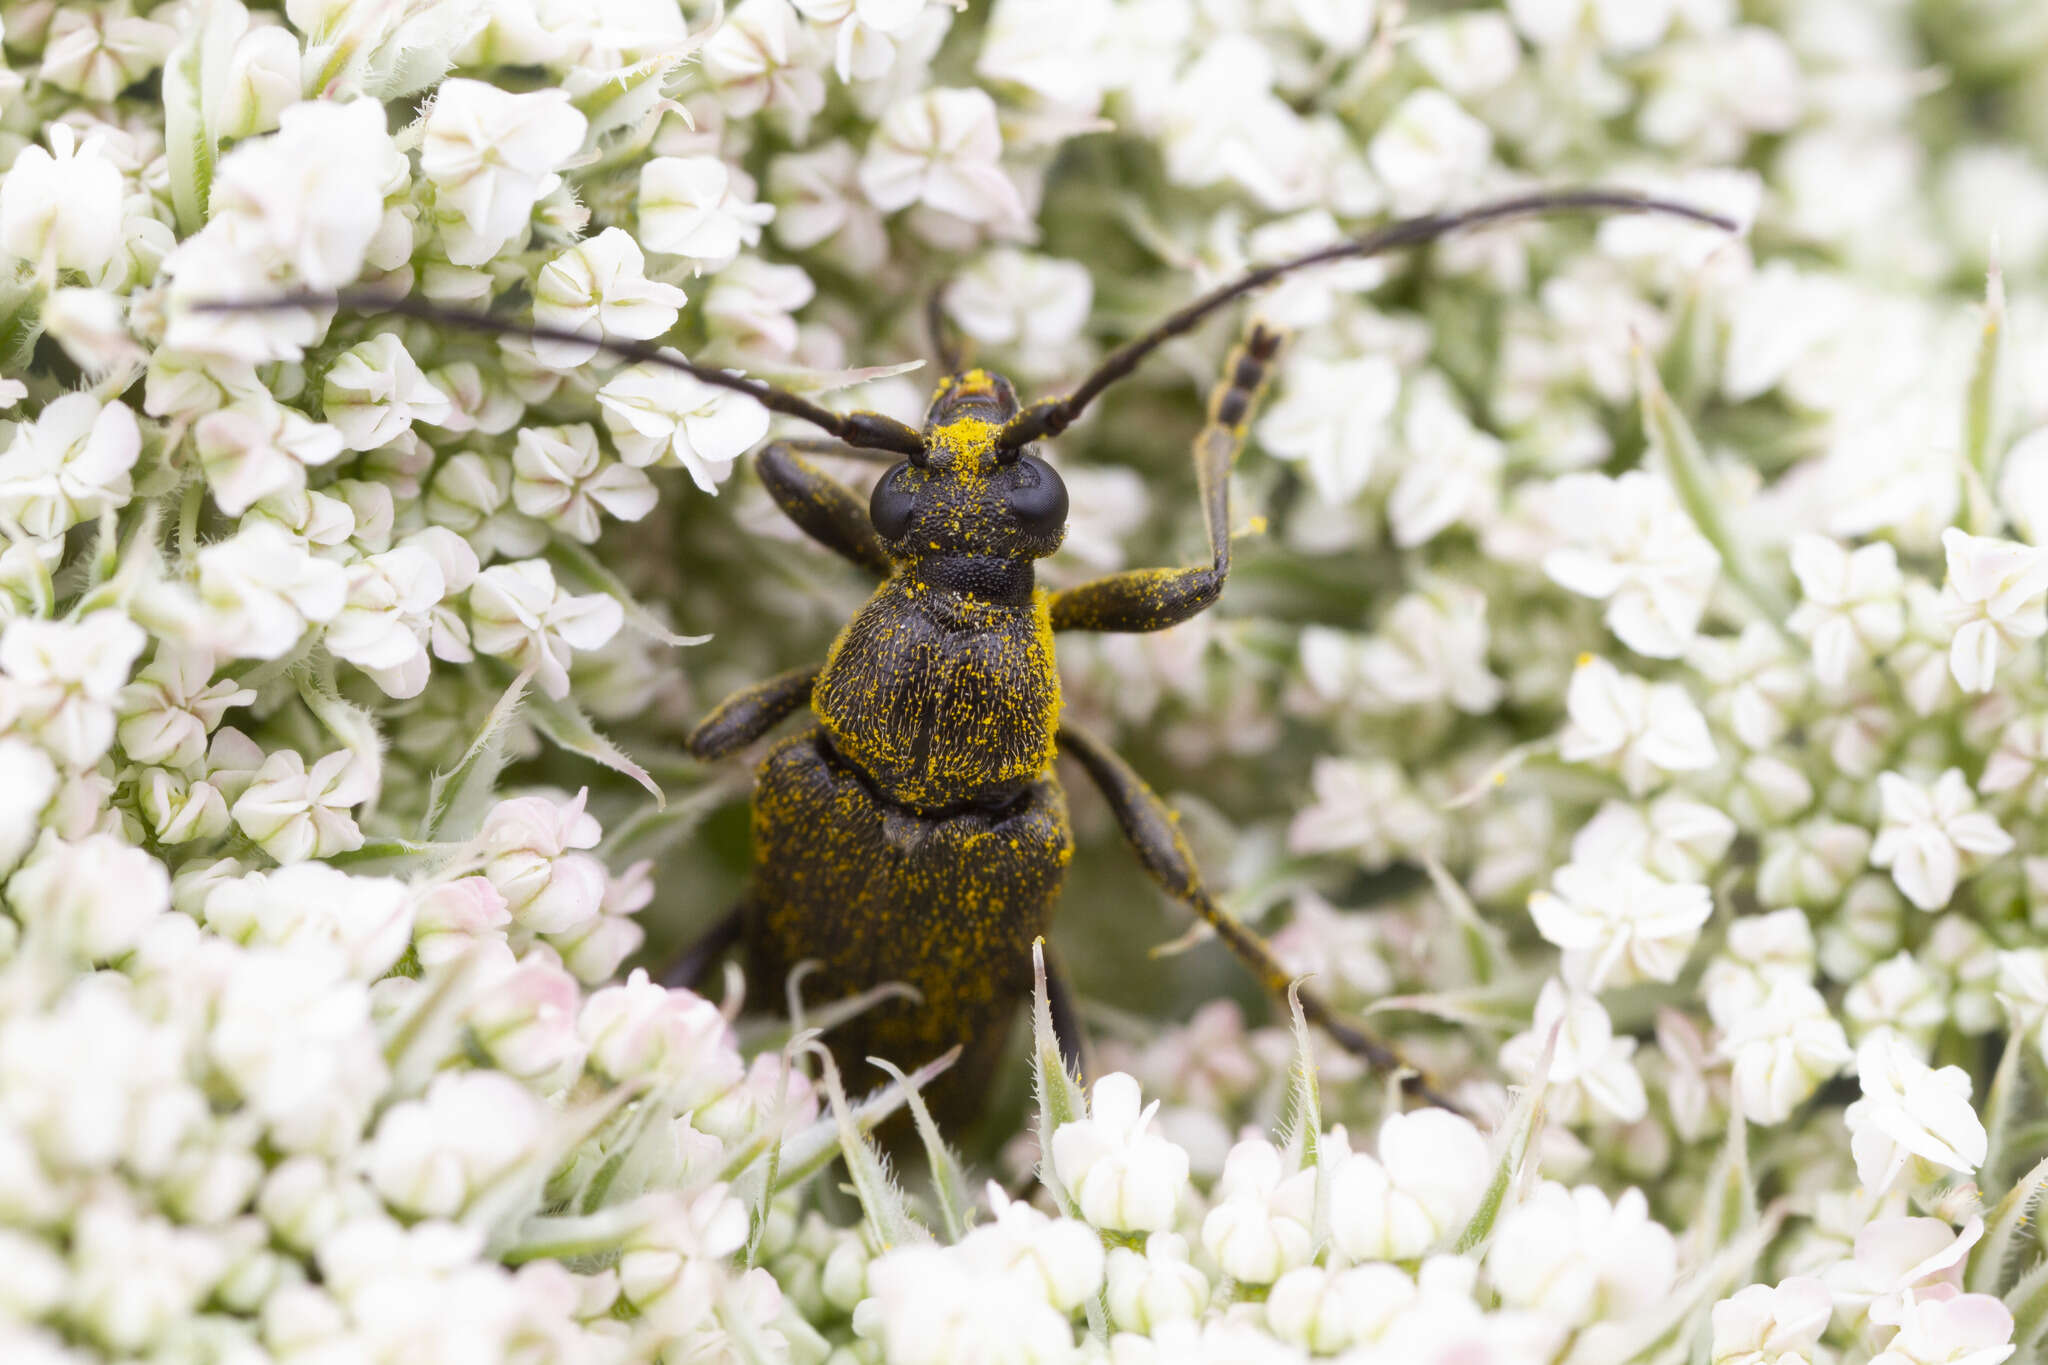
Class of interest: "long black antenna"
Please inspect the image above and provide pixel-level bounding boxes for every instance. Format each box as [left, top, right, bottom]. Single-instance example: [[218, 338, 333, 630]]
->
[[190, 291, 928, 457], [991, 188, 1739, 451]]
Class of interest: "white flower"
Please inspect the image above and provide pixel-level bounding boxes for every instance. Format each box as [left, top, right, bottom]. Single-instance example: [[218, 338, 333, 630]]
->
[[114, 646, 251, 772], [944, 249, 1093, 374], [1500, 978, 1647, 1124], [1286, 756, 1444, 870], [1391, 373, 1503, 547], [0, 737, 58, 874], [1487, 1183, 1676, 1327], [512, 424, 659, 544], [1508, 0, 1672, 53], [1869, 1291, 2016, 1365], [1105, 1234, 1208, 1334], [2, 611, 146, 769], [328, 546, 449, 699], [1543, 470, 1720, 659], [579, 970, 742, 1108], [476, 790, 607, 938], [202, 863, 412, 979], [1328, 1109, 1491, 1262], [39, 7, 177, 101], [1571, 795, 1738, 884], [0, 125, 125, 276], [768, 141, 889, 270], [638, 157, 776, 272], [1200, 1139, 1316, 1285], [1529, 860, 1713, 991], [1354, 585, 1504, 714], [208, 97, 400, 290], [37, 287, 132, 376], [1367, 90, 1493, 215], [187, 522, 348, 661], [0, 394, 141, 538], [231, 749, 373, 864], [859, 87, 1026, 227], [62, 1190, 226, 1354], [6, 831, 169, 963], [468, 560, 625, 700], [1829, 1215, 1983, 1317], [1558, 656, 1718, 795], [1701, 907, 1817, 1016], [531, 228, 689, 369], [193, 395, 345, 517], [792, 0, 927, 81], [1257, 354, 1401, 504], [1716, 978, 1852, 1124], [1870, 769, 2013, 912], [367, 1070, 548, 1219], [205, 946, 386, 1154], [597, 356, 771, 492], [321, 334, 455, 452], [702, 0, 828, 131], [1050, 1072, 1189, 1233], [463, 949, 587, 1086], [1938, 527, 2048, 692], [1266, 1262, 1418, 1356], [1710, 1276, 1832, 1365], [1689, 622, 1808, 751], [1787, 534, 1906, 686], [965, 1184, 1106, 1313], [421, 79, 589, 266], [865, 1240, 1078, 1365], [703, 255, 816, 358], [208, 18, 299, 140], [1411, 13, 1523, 97], [976, 0, 1115, 112], [1846, 1031, 1988, 1194], [1140, 37, 1323, 211]]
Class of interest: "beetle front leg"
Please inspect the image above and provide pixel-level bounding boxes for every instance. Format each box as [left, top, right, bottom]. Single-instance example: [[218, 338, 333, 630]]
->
[[688, 665, 821, 760], [1046, 322, 1282, 633], [1057, 722, 1462, 1113], [756, 441, 898, 578]]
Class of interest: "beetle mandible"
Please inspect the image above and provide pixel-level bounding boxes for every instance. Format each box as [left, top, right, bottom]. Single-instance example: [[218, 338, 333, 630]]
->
[[210, 189, 1732, 1125]]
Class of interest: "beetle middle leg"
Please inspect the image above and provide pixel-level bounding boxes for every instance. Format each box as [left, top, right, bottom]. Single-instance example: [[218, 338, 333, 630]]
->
[[662, 900, 746, 991], [1058, 722, 1460, 1112], [1044, 322, 1283, 633]]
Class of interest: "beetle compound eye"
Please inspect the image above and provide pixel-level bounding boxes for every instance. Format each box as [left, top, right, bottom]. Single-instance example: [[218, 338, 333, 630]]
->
[[1005, 454, 1068, 535], [869, 460, 919, 540]]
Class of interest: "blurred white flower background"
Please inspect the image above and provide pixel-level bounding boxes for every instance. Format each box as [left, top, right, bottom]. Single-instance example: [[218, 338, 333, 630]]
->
[[3, 0, 2048, 1361]]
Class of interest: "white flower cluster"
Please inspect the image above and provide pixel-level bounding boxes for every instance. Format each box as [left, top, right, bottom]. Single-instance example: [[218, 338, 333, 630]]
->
[[1, 0, 2047, 1359]]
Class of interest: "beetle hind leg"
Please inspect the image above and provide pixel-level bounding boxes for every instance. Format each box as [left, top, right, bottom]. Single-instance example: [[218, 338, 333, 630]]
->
[[1058, 721, 1463, 1113]]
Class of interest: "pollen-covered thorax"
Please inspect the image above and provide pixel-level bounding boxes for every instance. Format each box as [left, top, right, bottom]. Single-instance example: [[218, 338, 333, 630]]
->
[[863, 368, 1068, 566]]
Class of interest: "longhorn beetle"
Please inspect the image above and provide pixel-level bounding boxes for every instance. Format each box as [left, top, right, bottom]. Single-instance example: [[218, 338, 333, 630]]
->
[[207, 189, 1733, 1124]]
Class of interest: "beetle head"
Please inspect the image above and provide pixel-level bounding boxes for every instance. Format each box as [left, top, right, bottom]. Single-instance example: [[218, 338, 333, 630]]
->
[[866, 369, 1068, 563]]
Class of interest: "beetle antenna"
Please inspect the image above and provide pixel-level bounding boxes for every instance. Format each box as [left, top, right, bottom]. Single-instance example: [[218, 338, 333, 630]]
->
[[189, 290, 927, 457], [992, 187, 1739, 451]]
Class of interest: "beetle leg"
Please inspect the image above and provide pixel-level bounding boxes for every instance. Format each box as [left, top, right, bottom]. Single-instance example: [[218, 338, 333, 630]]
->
[[688, 665, 821, 760], [662, 900, 746, 992], [925, 281, 965, 374], [1057, 721, 1463, 1113], [757, 442, 897, 578], [1042, 942, 1091, 1081], [1046, 322, 1283, 633]]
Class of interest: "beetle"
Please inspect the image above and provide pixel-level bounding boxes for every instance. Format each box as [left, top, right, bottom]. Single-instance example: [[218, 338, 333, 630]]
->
[[208, 188, 1731, 1125]]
